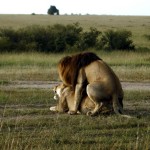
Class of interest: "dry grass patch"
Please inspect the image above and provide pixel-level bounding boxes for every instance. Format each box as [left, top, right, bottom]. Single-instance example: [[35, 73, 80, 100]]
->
[[0, 51, 150, 81]]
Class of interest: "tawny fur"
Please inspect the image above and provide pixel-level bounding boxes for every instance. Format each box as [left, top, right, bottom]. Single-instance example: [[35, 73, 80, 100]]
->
[[57, 52, 124, 116], [51, 84, 113, 115]]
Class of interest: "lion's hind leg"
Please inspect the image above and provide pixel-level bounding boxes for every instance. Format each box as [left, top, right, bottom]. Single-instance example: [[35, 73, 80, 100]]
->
[[86, 83, 111, 116], [87, 102, 104, 116]]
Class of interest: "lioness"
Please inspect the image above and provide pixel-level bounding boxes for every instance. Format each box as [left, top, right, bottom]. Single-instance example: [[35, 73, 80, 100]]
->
[[58, 52, 124, 116], [50, 83, 113, 115]]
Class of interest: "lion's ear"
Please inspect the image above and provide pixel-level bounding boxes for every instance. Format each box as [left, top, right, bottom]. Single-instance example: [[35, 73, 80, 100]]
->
[[53, 85, 58, 93]]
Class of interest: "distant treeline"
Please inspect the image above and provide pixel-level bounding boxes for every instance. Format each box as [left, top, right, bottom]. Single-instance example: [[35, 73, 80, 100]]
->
[[0, 23, 135, 53]]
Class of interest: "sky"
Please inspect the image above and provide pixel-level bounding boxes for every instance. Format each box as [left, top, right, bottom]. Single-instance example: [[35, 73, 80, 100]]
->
[[0, 0, 150, 16]]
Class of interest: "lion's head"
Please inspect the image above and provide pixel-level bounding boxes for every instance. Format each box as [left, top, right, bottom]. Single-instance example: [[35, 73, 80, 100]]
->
[[52, 83, 70, 112], [53, 83, 67, 100]]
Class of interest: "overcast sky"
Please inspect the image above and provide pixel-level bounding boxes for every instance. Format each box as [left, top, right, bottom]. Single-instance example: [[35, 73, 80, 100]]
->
[[0, 0, 150, 16]]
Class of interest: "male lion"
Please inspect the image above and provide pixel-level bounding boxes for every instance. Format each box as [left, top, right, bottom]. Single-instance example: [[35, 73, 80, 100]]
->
[[58, 52, 124, 116], [50, 83, 113, 115]]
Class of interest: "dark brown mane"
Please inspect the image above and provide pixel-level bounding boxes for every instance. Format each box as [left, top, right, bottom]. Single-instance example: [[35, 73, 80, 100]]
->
[[58, 56, 72, 85], [58, 52, 101, 89]]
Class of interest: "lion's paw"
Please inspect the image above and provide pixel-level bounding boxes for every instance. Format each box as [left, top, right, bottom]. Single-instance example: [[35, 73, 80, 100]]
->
[[68, 111, 77, 115], [50, 106, 56, 111]]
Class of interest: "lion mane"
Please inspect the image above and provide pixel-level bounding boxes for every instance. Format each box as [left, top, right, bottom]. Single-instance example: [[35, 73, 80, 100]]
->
[[58, 52, 101, 88]]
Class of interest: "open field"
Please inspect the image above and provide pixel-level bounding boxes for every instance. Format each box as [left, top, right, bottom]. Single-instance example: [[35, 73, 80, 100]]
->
[[0, 89, 150, 150], [0, 51, 150, 82], [0, 51, 150, 149], [0, 15, 150, 149], [0, 15, 150, 49]]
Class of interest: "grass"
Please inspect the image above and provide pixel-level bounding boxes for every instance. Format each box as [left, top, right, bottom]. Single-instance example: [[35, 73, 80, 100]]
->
[[0, 51, 150, 82], [0, 15, 150, 49], [0, 52, 61, 81], [0, 15, 149, 81], [0, 89, 150, 150], [0, 15, 149, 149]]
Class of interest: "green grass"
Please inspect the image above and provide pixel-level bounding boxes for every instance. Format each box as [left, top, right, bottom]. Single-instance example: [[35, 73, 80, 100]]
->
[[0, 51, 150, 81], [0, 89, 150, 150], [0, 52, 61, 81]]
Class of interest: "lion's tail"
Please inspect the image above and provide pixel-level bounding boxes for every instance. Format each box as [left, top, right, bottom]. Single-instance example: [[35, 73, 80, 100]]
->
[[112, 94, 134, 118]]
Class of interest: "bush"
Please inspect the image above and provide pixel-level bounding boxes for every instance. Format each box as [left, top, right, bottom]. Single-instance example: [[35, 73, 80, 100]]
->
[[0, 23, 83, 53], [78, 27, 101, 50], [0, 38, 12, 52], [0, 24, 135, 53], [97, 29, 135, 51], [51, 23, 82, 52], [0, 28, 22, 52], [65, 23, 82, 46]]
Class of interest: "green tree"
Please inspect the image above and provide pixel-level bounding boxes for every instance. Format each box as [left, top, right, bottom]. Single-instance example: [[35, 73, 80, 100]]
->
[[47, 5, 59, 15]]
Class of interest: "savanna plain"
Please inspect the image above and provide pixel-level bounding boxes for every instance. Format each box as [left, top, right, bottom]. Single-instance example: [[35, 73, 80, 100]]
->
[[0, 15, 150, 150]]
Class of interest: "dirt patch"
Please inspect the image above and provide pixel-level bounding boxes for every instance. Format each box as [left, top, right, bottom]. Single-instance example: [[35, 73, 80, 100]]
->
[[121, 82, 150, 91], [0, 81, 150, 91], [0, 81, 150, 121], [0, 81, 58, 90]]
